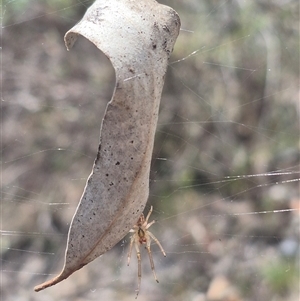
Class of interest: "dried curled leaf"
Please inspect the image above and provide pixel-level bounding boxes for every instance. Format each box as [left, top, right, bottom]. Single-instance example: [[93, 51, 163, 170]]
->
[[34, 0, 180, 292]]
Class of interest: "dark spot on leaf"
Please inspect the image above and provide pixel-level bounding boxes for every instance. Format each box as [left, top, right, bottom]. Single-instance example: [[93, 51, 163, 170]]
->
[[162, 25, 170, 32]]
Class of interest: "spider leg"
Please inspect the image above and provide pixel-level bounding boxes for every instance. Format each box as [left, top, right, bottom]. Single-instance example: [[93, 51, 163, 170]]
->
[[145, 219, 155, 229], [148, 231, 166, 257], [127, 235, 135, 266], [145, 205, 153, 223], [134, 241, 142, 299], [145, 236, 159, 283]]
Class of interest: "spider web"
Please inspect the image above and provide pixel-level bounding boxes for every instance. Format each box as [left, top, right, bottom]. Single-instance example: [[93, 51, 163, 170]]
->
[[1, 1, 299, 300]]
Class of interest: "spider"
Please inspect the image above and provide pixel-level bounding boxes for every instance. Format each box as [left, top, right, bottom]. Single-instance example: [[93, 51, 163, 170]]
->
[[127, 206, 166, 298]]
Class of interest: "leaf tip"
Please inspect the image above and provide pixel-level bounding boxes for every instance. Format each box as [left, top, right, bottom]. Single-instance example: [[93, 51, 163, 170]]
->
[[33, 269, 72, 292]]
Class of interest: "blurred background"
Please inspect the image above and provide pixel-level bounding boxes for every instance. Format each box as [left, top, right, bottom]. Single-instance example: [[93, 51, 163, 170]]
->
[[1, 0, 299, 300]]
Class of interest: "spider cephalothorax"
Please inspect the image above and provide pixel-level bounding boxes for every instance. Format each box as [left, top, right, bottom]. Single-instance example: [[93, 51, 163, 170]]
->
[[127, 206, 166, 298]]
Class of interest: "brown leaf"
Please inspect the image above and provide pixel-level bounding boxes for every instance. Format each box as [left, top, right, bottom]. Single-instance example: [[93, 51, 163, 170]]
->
[[34, 0, 180, 292]]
